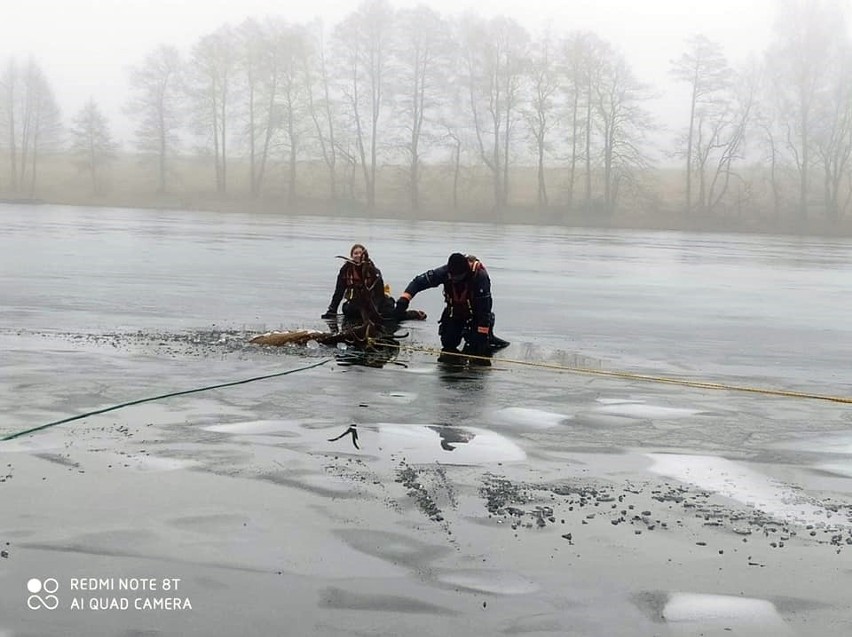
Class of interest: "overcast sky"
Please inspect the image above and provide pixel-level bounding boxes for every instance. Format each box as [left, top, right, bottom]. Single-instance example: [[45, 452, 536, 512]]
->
[[0, 0, 778, 145]]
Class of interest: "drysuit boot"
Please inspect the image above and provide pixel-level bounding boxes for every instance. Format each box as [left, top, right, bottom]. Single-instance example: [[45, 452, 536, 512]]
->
[[489, 334, 511, 351], [437, 348, 463, 365]]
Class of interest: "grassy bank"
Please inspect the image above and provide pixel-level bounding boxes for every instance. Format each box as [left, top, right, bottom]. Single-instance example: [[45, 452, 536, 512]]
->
[[3, 152, 852, 238]]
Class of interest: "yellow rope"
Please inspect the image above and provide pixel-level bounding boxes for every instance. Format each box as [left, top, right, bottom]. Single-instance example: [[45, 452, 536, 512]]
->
[[369, 339, 852, 405]]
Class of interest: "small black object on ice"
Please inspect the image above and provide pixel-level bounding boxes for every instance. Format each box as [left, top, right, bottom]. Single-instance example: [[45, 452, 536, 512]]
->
[[328, 424, 360, 449]]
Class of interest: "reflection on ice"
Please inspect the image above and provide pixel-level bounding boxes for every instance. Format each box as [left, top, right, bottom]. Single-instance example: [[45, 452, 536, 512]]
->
[[436, 569, 539, 595], [0, 437, 63, 453], [91, 451, 199, 472], [592, 402, 701, 419], [376, 424, 526, 465], [125, 456, 199, 472], [203, 420, 302, 435], [648, 453, 844, 527], [770, 435, 852, 479], [375, 391, 418, 404], [773, 434, 852, 455], [491, 407, 572, 429], [816, 462, 852, 478], [663, 593, 790, 634]]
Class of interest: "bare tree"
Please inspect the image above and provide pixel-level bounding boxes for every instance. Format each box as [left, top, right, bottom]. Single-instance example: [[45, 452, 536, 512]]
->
[[303, 20, 339, 201], [333, 0, 394, 211], [271, 23, 310, 206], [757, 119, 784, 218], [0, 57, 61, 195], [23, 60, 62, 196], [234, 17, 310, 200], [0, 58, 19, 190], [693, 64, 757, 214], [69, 98, 118, 194], [578, 34, 610, 209], [127, 45, 183, 194], [671, 34, 731, 215], [752, 60, 792, 218], [393, 5, 451, 213], [559, 32, 602, 211], [813, 45, 852, 220], [524, 33, 560, 209], [436, 53, 474, 214], [459, 15, 529, 215], [767, 0, 846, 221], [593, 49, 654, 213], [234, 19, 275, 197], [443, 123, 464, 211], [498, 20, 528, 211], [187, 26, 237, 194]]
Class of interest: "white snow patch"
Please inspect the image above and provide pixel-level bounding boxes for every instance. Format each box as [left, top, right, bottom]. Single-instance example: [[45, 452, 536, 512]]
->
[[593, 403, 700, 419], [491, 407, 572, 429], [663, 593, 791, 634], [648, 453, 844, 527], [376, 424, 526, 464]]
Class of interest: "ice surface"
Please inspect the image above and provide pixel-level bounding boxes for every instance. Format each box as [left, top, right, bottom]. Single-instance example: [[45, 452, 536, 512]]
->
[[648, 453, 843, 527], [203, 420, 302, 435], [436, 569, 539, 594]]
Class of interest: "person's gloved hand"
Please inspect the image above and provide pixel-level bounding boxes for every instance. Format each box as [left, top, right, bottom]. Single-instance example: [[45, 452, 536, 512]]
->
[[321, 310, 337, 319], [394, 296, 410, 318]]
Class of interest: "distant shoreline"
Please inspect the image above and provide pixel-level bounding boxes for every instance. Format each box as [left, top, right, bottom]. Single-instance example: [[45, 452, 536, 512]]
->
[[4, 195, 852, 240]]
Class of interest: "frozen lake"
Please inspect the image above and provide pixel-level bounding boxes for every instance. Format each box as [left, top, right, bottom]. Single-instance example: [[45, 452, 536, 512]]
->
[[2, 203, 851, 428], [2, 204, 852, 636]]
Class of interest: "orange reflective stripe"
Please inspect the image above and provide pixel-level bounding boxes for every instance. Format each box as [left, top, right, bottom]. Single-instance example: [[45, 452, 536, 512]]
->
[[477, 326, 490, 334], [401, 292, 412, 301]]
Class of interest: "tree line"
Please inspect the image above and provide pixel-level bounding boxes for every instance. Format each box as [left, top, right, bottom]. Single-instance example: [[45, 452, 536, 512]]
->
[[0, 0, 850, 227]]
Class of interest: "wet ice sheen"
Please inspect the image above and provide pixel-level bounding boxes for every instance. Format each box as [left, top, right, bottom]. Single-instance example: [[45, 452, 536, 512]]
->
[[0, 437, 64, 453], [773, 433, 852, 455], [436, 569, 539, 595], [203, 420, 302, 435], [591, 402, 701, 419], [123, 456, 198, 472], [375, 391, 418, 403], [816, 462, 852, 478]]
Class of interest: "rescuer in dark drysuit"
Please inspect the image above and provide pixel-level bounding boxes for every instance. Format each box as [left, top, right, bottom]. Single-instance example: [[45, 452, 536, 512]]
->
[[394, 252, 509, 365]]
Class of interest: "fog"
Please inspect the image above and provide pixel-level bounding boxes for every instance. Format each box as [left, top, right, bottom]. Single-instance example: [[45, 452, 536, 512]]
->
[[0, 0, 774, 144], [1, 0, 850, 234]]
